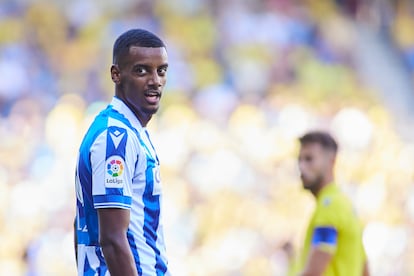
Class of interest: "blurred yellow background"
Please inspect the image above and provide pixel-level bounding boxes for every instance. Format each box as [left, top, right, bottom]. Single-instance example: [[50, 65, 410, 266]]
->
[[1, 0, 414, 275]]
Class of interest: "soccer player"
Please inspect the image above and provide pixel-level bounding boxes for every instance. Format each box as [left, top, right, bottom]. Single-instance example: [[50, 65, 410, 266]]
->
[[74, 29, 170, 275], [297, 131, 369, 276]]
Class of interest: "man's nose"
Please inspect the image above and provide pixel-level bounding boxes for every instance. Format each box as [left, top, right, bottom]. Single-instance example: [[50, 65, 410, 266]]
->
[[148, 72, 161, 87], [298, 160, 306, 173]]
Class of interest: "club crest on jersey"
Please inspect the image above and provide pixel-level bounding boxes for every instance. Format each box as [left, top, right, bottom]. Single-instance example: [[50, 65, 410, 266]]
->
[[323, 197, 332, 206], [105, 156, 124, 187], [152, 166, 162, 195]]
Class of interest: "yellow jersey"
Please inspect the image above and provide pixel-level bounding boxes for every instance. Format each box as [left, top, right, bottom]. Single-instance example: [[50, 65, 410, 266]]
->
[[298, 184, 366, 276]]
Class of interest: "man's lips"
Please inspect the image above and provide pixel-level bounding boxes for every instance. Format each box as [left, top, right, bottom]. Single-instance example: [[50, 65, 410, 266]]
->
[[144, 90, 161, 104], [145, 90, 161, 97]]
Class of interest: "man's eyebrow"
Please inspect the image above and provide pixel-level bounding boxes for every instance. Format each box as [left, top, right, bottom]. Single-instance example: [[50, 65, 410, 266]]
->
[[132, 63, 149, 68], [132, 63, 169, 69]]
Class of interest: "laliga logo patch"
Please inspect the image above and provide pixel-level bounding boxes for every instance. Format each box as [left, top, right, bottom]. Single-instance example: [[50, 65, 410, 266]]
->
[[107, 158, 124, 177], [105, 156, 124, 188]]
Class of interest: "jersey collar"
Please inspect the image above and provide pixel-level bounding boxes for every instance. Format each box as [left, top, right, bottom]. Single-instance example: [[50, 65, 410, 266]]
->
[[317, 183, 337, 199], [110, 96, 144, 131]]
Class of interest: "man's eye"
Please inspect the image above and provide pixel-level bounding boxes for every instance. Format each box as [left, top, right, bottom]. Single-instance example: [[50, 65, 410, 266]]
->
[[135, 67, 147, 74], [158, 67, 167, 75]]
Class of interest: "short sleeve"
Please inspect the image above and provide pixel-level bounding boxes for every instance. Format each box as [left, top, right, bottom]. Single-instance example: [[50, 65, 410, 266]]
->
[[90, 126, 137, 209], [311, 196, 341, 253]]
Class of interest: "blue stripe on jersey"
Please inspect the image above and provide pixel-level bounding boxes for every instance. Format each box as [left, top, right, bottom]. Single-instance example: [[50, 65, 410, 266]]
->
[[83, 255, 95, 276], [105, 187, 124, 195], [143, 158, 159, 241], [144, 129, 160, 164], [143, 158, 168, 274], [93, 194, 132, 205], [312, 226, 338, 246], [95, 247, 108, 275], [155, 253, 168, 275], [127, 229, 143, 275], [77, 107, 111, 246]]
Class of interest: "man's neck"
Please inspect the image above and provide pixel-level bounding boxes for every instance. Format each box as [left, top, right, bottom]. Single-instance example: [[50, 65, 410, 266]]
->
[[131, 109, 151, 127], [311, 176, 334, 198], [114, 93, 151, 127]]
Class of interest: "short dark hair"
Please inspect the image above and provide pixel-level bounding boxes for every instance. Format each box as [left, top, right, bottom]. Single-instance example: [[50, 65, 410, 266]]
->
[[299, 131, 338, 153], [112, 29, 166, 63]]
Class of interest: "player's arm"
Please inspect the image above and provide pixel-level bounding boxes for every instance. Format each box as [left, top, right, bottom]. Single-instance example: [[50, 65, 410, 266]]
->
[[301, 226, 337, 276], [98, 208, 137, 276], [363, 260, 370, 276], [301, 248, 333, 276], [361, 232, 370, 276]]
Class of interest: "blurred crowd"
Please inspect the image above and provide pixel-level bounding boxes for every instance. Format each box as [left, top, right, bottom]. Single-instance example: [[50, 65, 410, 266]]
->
[[0, 0, 414, 275], [393, 0, 414, 77]]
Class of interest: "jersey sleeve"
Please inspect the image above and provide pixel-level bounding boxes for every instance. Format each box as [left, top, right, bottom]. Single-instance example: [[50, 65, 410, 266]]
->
[[90, 126, 137, 209], [311, 196, 341, 253]]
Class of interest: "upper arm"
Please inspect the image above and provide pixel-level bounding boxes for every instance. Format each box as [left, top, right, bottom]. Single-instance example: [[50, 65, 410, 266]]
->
[[303, 200, 339, 276], [301, 247, 333, 276], [97, 208, 130, 243], [302, 226, 337, 276], [90, 126, 136, 242], [97, 208, 138, 276], [363, 259, 370, 276]]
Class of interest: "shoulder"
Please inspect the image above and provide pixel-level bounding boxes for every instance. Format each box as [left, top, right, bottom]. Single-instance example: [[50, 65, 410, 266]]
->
[[88, 115, 139, 152], [317, 190, 353, 216], [318, 185, 352, 208], [104, 107, 141, 142], [313, 190, 342, 222], [315, 189, 357, 229]]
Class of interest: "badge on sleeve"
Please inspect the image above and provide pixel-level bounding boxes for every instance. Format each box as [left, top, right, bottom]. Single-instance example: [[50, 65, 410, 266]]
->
[[152, 166, 162, 195], [105, 155, 125, 188]]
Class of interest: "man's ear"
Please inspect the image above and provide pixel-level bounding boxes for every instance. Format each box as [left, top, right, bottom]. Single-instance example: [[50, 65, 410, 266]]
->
[[111, 65, 121, 84], [329, 151, 337, 166]]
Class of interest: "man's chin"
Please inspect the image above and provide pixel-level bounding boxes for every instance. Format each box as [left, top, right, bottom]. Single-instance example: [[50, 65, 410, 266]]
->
[[302, 180, 316, 190], [144, 105, 160, 115]]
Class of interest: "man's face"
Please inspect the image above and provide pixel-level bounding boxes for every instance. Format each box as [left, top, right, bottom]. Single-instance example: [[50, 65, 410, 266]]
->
[[298, 143, 333, 190], [113, 46, 168, 120]]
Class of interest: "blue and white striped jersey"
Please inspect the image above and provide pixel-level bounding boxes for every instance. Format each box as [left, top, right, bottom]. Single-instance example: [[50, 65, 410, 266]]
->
[[75, 97, 169, 276]]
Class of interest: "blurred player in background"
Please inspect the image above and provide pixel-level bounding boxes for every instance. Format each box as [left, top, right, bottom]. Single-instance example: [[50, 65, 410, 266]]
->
[[74, 28, 170, 275], [296, 131, 369, 276]]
